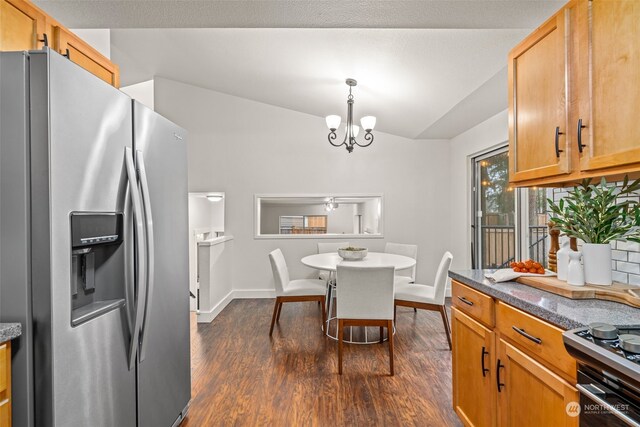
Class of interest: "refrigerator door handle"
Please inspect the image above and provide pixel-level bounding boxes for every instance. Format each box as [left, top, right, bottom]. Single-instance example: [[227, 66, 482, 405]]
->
[[136, 149, 155, 362], [125, 147, 148, 370]]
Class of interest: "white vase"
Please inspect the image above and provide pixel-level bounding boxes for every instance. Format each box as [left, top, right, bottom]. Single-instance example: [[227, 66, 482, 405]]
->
[[567, 250, 585, 287], [556, 238, 570, 281], [582, 243, 612, 286]]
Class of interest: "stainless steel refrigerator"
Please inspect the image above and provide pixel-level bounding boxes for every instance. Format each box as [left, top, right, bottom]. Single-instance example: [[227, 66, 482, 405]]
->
[[0, 49, 191, 427]]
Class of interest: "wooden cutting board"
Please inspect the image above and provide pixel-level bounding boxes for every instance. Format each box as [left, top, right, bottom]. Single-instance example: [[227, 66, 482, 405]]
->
[[516, 276, 640, 308]]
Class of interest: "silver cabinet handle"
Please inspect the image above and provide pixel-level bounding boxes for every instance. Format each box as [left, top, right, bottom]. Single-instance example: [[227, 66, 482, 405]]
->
[[512, 326, 542, 344], [125, 147, 147, 370], [457, 296, 474, 306], [136, 150, 155, 362], [577, 384, 640, 427]]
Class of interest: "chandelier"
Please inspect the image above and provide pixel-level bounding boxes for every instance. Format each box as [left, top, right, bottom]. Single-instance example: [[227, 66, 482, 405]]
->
[[324, 197, 339, 212], [325, 79, 376, 153]]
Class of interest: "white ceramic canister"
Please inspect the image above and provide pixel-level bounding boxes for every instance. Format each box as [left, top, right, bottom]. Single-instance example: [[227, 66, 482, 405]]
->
[[567, 250, 585, 287], [582, 243, 613, 286], [556, 237, 571, 281]]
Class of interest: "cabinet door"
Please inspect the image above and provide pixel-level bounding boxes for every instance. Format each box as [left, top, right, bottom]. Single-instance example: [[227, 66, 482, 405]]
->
[[0, 399, 9, 427], [508, 9, 570, 183], [0, 0, 47, 50], [576, 0, 640, 172], [54, 26, 120, 87], [452, 307, 496, 427], [0, 342, 10, 427], [497, 339, 578, 427]]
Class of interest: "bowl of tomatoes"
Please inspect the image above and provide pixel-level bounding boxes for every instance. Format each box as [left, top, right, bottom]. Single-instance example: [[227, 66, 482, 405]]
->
[[510, 259, 545, 275]]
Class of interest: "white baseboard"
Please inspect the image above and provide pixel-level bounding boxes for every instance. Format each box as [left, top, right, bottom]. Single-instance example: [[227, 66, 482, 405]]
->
[[196, 290, 234, 323], [232, 289, 276, 299], [197, 286, 449, 323]]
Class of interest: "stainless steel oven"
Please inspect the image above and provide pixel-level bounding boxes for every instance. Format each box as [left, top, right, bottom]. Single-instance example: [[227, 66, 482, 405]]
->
[[577, 366, 640, 427]]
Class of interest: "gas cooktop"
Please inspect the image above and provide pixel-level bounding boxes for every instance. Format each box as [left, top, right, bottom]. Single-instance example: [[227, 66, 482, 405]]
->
[[564, 323, 640, 387]]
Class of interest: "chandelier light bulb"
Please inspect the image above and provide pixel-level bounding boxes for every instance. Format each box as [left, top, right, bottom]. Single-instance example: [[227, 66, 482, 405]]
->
[[360, 116, 376, 131], [350, 124, 360, 138], [325, 115, 341, 130]]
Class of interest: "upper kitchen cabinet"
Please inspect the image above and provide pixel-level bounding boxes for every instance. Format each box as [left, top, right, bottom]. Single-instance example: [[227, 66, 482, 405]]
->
[[508, 9, 570, 183], [0, 0, 47, 50], [0, 0, 120, 88], [52, 25, 120, 87], [574, 0, 640, 173], [509, 0, 640, 186]]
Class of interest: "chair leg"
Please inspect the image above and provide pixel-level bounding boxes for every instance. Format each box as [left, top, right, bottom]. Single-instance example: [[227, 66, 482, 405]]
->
[[394, 304, 397, 323], [269, 297, 280, 336], [388, 320, 394, 376], [338, 319, 344, 375], [440, 305, 452, 350], [414, 307, 417, 313], [320, 298, 326, 333], [276, 300, 283, 322], [379, 326, 384, 343]]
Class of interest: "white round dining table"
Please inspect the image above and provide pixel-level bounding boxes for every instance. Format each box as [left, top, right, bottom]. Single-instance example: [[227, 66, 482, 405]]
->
[[300, 252, 416, 344], [301, 252, 416, 272]]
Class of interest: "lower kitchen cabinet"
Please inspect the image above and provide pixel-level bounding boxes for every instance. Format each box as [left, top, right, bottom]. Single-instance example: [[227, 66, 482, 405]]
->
[[451, 280, 579, 427], [497, 338, 579, 427], [0, 341, 11, 427], [452, 307, 496, 427]]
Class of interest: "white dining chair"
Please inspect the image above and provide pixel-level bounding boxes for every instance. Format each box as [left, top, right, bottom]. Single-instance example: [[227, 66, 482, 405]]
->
[[317, 241, 349, 281], [268, 249, 326, 336], [394, 251, 453, 350], [385, 242, 418, 285], [336, 265, 396, 375]]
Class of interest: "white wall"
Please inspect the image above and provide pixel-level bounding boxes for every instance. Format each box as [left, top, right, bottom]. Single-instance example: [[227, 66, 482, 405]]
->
[[71, 29, 111, 58], [155, 77, 451, 296], [120, 80, 154, 110], [448, 110, 509, 271]]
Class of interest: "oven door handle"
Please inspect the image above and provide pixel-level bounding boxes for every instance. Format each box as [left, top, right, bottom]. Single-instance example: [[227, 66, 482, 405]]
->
[[577, 383, 640, 427]]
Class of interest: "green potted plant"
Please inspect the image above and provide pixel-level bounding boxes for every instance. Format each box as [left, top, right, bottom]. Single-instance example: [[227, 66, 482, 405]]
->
[[547, 176, 640, 285]]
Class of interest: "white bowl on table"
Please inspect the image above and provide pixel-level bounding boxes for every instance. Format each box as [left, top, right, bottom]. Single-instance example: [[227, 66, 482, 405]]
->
[[338, 248, 368, 261]]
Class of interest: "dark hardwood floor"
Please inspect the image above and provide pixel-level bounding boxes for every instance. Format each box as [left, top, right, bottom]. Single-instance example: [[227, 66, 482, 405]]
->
[[183, 299, 462, 426]]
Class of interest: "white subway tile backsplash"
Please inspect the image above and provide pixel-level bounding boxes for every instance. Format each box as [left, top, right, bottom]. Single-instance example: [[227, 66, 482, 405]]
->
[[616, 261, 640, 274], [616, 241, 640, 252], [552, 182, 640, 285], [612, 250, 628, 261], [613, 271, 629, 284]]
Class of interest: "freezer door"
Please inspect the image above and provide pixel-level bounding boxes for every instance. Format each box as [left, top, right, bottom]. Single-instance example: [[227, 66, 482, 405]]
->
[[29, 50, 136, 426], [0, 51, 35, 427], [133, 101, 191, 427]]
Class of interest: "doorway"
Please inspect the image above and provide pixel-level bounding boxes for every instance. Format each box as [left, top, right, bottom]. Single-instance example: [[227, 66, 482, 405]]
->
[[472, 148, 549, 269]]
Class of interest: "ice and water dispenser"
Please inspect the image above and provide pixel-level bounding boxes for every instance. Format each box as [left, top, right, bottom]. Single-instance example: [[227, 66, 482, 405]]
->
[[70, 212, 126, 326]]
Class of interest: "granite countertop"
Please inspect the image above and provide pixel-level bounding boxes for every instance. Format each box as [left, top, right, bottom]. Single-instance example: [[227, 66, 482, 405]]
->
[[0, 323, 21, 343], [449, 270, 640, 330]]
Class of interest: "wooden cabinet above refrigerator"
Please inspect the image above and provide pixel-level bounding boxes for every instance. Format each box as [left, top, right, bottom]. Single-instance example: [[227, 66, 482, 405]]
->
[[0, 0, 119, 87]]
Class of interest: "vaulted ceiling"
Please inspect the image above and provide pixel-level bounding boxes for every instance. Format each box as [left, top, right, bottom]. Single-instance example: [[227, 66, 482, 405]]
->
[[35, 0, 565, 139]]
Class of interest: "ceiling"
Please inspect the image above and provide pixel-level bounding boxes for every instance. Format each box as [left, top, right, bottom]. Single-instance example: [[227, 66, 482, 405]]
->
[[35, 0, 565, 139]]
